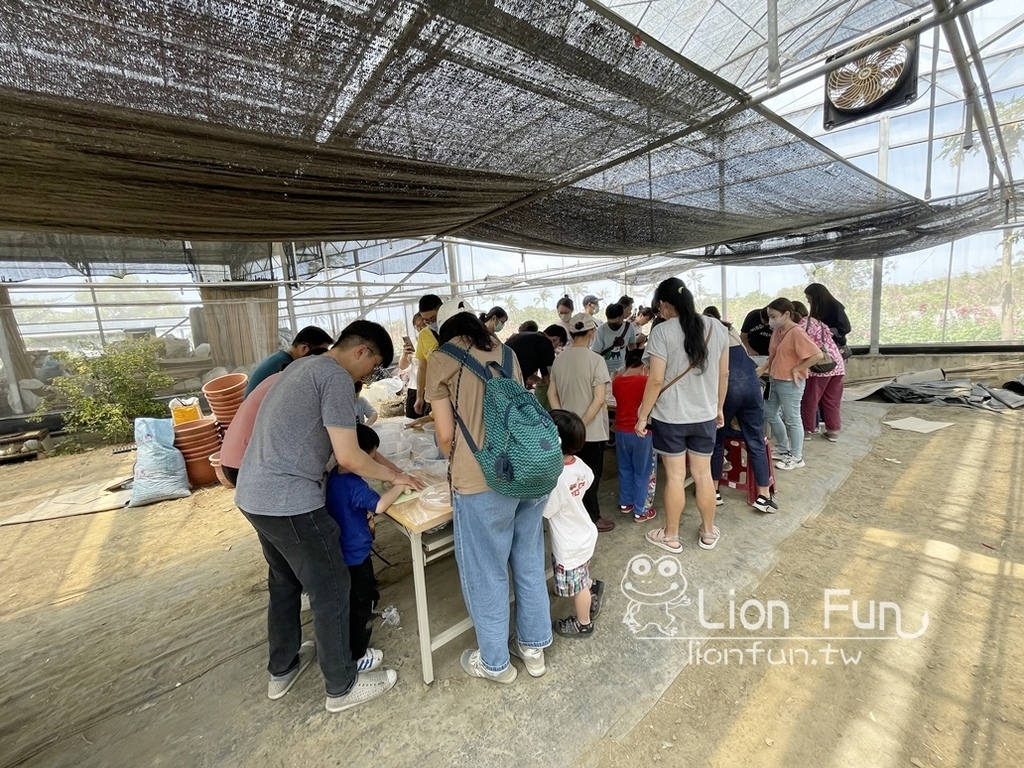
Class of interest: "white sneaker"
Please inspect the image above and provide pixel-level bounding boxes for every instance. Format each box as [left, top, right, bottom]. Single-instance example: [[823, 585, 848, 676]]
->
[[267, 640, 316, 700], [776, 455, 805, 471], [715, 490, 724, 506], [325, 669, 398, 713], [356, 647, 383, 672], [509, 638, 546, 677], [460, 649, 517, 683]]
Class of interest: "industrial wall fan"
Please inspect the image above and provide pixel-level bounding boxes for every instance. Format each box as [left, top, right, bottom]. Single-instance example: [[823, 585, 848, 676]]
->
[[823, 22, 920, 130]]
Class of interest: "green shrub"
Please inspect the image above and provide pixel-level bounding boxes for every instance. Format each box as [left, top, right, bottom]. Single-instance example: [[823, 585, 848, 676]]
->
[[37, 338, 174, 443]]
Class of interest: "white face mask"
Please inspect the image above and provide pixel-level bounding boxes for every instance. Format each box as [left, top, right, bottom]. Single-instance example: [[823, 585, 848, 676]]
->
[[768, 317, 783, 329], [558, 312, 571, 322]]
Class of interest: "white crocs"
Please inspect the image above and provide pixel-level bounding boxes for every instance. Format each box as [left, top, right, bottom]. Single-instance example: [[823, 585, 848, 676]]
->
[[325, 669, 398, 713]]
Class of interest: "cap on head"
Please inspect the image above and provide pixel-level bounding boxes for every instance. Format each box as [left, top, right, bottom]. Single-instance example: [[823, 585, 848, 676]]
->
[[568, 312, 598, 333], [437, 296, 477, 327], [582, 294, 601, 307]]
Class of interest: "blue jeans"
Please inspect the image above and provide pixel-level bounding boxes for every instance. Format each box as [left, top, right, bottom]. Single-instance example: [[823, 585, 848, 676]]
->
[[712, 369, 771, 488], [765, 378, 806, 461], [452, 490, 552, 673], [615, 430, 654, 512]]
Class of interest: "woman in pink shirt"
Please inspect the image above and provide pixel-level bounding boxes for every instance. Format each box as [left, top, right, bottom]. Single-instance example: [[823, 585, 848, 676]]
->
[[760, 298, 824, 471]]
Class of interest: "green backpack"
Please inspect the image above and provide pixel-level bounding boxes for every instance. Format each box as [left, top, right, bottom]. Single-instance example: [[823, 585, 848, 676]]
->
[[437, 342, 562, 499]]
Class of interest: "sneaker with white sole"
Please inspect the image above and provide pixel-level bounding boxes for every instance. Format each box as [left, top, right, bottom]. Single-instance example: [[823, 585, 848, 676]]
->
[[267, 640, 316, 700], [776, 455, 805, 471], [633, 507, 657, 523], [824, 431, 839, 442], [772, 451, 792, 469], [508, 638, 546, 677], [715, 490, 724, 506], [356, 647, 383, 672], [460, 649, 517, 683], [752, 494, 779, 513], [618, 504, 634, 515], [325, 669, 398, 713]]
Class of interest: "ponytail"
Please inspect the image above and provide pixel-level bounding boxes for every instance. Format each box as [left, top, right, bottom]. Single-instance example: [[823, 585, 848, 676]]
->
[[653, 277, 708, 372]]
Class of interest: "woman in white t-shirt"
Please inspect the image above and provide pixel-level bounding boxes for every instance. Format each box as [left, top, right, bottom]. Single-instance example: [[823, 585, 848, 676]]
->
[[635, 278, 729, 552]]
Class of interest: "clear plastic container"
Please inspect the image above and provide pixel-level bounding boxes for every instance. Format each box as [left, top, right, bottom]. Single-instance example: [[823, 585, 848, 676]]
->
[[411, 458, 448, 478], [419, 482, 452, 510]]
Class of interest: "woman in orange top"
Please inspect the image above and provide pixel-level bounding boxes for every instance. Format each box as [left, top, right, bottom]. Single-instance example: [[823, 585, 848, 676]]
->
[[760, 298, 824, 471]]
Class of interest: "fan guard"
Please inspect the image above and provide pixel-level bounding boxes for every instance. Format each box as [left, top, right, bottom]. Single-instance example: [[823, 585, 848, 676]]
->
[[827, 37, 909, 111], [822, 22, 920, 131]]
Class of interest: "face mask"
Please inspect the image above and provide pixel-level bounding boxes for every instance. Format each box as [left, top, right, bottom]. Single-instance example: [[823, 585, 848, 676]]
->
[[494, 321, 505, 333], [768, 317, 783, 329], [428, 321, 438, 332], [607, 322, 622, 331], [558, 312, 570, 322]]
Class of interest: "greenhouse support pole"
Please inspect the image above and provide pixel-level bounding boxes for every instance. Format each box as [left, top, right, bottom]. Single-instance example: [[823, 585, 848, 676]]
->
[[870, 260, 883, 355], [84, 266, 107, 345], [283, 243, 299, 334], [446, 242, 460, 299], [0, 318, 25, 414], [720, 264, 728, 320]]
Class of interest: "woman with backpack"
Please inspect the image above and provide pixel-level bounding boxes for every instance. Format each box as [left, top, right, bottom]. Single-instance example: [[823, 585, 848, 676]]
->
[[634, 278, 730, 552], [426, 297, 552, 684]]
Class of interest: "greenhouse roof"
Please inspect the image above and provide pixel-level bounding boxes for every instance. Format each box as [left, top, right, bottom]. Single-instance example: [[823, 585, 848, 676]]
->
[[0, 0, 1021, 278]]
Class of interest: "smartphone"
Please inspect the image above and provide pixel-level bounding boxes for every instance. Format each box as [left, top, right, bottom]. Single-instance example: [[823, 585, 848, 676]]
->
[[402, 335, 413, 348]]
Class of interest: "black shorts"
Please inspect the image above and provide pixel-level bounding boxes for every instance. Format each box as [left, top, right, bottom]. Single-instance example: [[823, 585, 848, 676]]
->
[[651, 418, 716, 457], [222, 464, 239, 486]]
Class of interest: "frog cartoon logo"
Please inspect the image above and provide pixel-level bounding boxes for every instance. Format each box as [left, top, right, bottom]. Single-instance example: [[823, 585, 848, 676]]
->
[[621, 553, 691, 637]]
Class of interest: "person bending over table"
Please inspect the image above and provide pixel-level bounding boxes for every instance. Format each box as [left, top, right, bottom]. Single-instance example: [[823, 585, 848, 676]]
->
[[234, 321, 425, 714]]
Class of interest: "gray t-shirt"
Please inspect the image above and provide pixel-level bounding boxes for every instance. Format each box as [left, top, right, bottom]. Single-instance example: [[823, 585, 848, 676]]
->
[[550, 345, 611, 442], [591, 321, 637, 373], [235, 355, 357, 516], [355, 396, 377, 425], [643, 316, 729, 425]]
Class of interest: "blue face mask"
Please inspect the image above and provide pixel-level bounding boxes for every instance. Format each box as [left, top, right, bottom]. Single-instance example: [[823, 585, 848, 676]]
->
[[428, 321, 438, 332]]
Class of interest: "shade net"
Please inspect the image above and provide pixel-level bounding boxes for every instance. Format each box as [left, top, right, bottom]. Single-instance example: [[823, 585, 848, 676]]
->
[[0, 0, 1016, 274]]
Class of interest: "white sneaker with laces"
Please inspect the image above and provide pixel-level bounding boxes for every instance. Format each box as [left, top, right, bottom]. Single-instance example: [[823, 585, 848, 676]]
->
[[460, 649, 517, 683], [776, 455, 805, 471], [356, 647, 383, 672], [509, 638, 546, 677]]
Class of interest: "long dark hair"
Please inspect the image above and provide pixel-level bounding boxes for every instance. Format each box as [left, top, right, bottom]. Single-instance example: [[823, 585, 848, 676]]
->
[[479, 306, 508, 323], [556, 295, 574, 312], [439, 313, 495, 351], [654, 278, 708, 372], [804, 283, 843, 321]]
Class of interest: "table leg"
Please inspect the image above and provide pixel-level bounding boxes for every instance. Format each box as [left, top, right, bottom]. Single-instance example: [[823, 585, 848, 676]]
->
[[409, 530, 434, 685]]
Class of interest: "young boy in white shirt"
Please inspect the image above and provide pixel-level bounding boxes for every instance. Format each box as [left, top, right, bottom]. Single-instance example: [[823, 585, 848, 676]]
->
[[545, 409, 604, 637]]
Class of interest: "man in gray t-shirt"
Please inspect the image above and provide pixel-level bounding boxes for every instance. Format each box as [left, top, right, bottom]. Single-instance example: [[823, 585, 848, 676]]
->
[[235, 321, 423, 714], [591, 302, 637, 374]]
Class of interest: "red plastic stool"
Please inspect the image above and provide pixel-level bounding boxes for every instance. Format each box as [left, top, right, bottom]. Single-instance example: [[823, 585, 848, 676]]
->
[[720, 436, 776, 505]]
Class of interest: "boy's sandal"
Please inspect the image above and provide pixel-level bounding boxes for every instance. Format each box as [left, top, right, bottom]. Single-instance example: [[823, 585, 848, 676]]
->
[[698, 526, 721, 551], [646, 527, 683, 554]]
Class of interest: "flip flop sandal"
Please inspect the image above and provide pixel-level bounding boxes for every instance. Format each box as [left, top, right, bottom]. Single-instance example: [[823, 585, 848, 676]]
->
[[698, 526, 722, 551], [646, 527, 683, 554]]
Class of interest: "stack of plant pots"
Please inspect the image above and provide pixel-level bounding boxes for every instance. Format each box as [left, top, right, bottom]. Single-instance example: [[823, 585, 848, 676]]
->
[[201, 372, 248, 429], [209, 451, 234, 489], [173, 417, 221, 487]]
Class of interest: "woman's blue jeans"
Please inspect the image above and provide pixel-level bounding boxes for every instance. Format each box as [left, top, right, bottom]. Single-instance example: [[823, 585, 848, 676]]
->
[[616, 430, 654, 512], [452, 489, 552, 673], [765, 378, 806, 460]]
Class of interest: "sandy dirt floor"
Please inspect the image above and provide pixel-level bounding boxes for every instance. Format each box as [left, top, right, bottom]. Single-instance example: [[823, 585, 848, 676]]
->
[[1, 404, 1022, 768], [583, 404, 1024, 768]]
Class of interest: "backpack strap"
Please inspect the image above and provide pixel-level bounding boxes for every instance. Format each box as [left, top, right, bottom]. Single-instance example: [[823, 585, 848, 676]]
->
[[436, 342, 485, 453]]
